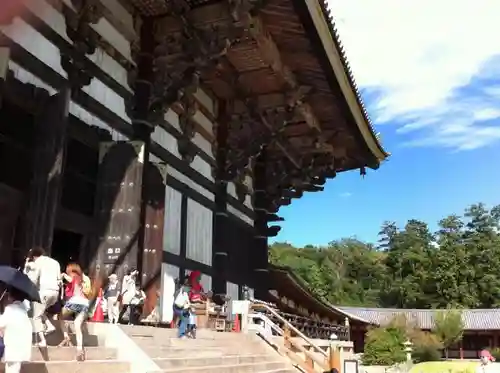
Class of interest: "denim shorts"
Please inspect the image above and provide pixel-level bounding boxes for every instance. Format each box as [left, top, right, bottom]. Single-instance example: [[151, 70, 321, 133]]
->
[[64, 302, 89, 315]]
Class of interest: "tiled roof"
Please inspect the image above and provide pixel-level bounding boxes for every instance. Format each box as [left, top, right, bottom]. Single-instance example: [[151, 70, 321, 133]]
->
[[332, 306, 500, 330]]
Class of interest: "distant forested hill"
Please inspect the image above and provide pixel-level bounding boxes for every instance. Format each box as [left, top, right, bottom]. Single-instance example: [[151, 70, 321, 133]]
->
[[269, 203, 500, 309]]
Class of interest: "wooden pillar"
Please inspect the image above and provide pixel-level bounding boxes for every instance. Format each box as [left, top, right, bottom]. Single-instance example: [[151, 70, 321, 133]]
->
[[94, 17, 156, 280], [253, 148, 269, 300], [130, 18, 156, 283], [212, 101, 229, 297]]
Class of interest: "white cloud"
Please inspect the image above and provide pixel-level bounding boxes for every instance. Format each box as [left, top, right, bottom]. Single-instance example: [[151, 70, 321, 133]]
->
[[339, 192, 352, 198], [328, 0, 500, 150]]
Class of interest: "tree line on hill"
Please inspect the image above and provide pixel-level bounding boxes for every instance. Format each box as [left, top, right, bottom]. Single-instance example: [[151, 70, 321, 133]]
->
[[269, 202, 500, 309]]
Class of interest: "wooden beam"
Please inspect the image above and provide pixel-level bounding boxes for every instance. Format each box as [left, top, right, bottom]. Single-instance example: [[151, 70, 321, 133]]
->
[[215, 59, 302, 169], [240, 15, 324, 134], [156, 2, 326, 135]]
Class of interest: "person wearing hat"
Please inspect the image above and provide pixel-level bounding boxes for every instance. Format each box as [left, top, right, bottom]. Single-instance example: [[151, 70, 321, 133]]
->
[[477, 350, 498, 373], [104, 274, 120, 324]]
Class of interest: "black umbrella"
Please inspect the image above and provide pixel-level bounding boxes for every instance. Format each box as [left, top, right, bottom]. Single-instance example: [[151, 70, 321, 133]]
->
[[0, 266, 40, 302]]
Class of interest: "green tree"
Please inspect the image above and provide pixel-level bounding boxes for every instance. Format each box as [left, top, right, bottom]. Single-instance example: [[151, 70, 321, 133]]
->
[[269, 202, 500, 310], [464, 204, 500, 307], [381, 220, 436, 308], [362, 327, 406, 365], [433, 215, 478, 308], [433, 309, 464, 359], [362, 318, 407, 365]]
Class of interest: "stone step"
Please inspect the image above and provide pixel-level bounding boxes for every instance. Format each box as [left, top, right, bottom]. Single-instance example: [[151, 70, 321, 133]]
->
[[34, 332, 100, 347], [31, 347, 116, 361], [128, 333, 256, 343], [0, 360, 129, 373], [120, 325, 249, 341], [134, 337, 264, 349], [159, 361, 288, 373], [141, 346, 241, 359], [153, 354, 277, 369]]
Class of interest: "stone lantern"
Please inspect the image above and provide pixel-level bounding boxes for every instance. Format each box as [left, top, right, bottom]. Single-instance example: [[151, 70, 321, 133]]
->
[[242, 285, 250, 301], [403, 340, 413, 362]]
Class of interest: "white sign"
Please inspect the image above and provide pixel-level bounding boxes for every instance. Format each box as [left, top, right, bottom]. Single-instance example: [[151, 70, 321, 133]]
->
[[231, 300, 250, 315]]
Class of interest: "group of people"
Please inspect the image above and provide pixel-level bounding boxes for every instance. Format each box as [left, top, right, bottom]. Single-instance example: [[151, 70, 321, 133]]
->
[[24, 248, 93, 359], [0, 247, 94, 373], [105, 269, 146, 325], [0, 247, 150, 373], [0, 249, 209, 373]]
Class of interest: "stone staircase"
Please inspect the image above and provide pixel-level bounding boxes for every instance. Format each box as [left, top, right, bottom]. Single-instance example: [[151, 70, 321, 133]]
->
[[0, 323, 298, 373], [120, 325, 297, 373], [0, 323, 130, 373]]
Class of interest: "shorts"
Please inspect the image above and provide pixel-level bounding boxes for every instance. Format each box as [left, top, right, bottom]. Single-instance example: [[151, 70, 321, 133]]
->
[[47, 299, 63, 315], [63, 303, 89, 315]]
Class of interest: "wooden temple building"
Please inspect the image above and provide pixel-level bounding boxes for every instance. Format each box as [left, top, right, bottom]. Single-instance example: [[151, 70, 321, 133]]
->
[[265, 266, 500, 358], [0, 0, 386, 320]]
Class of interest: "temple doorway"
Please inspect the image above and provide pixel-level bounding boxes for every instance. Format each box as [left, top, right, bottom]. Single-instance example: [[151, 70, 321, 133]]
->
[[51, 229, 82, 270]]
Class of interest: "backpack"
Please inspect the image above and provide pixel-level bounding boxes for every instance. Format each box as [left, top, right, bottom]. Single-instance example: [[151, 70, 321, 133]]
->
[[82, 274, 92, 298]]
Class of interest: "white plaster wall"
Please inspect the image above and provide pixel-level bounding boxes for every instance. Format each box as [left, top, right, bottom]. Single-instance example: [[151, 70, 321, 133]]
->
[[2, 18, 131, 123], [226, 176, 254, 227], [186, 198, 213, 266], [9, 62, 128, 142], [159, 263, 179, 323], [200, 273, 212, 291], [163, 186, 182, 255], [194, 88, 215, 118], [227, 204, 254, 226], [227, 282, 239, 301]]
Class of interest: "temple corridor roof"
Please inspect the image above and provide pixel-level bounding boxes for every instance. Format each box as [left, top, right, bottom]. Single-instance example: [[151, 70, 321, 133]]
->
[[332, 306, 500, 330], [269, 266, 500, 330]]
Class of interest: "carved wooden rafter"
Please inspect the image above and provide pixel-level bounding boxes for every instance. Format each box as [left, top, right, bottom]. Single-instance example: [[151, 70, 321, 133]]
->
[[233, 169, 249, 203], [175, 77, 199, 162], [162, 2, 327, 137], [214, 59, 303, 171], [226, 107, 295, 178], [61, 0, 104, 89], [155, 2, 328, 172], [149, 0, 253, 116], [140, 0, 262, 162], [233, 12, 325, 136]]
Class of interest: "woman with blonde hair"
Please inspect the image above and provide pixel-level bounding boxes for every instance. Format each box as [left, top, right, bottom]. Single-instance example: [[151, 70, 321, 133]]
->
[[59, 263, 92, 361]]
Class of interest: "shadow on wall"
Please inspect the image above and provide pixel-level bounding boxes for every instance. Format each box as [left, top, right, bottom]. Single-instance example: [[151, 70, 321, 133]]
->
[[84, 141, 164, 313]]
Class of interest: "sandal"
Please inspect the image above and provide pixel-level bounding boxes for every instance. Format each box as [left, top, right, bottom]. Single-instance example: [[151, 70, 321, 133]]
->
[[57, 336, 73, 347], [76, 349, 85, 361]]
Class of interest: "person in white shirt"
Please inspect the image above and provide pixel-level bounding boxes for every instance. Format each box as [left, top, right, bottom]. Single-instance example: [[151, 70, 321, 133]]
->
[[118, 269, 138, 323], [129, 284, 146, 325], [104, 274, 120, 324], [0, 287, 33, 373], [173, 285, 191, 339], [25, 247, 62, 347], [477, 350, 499, 373]]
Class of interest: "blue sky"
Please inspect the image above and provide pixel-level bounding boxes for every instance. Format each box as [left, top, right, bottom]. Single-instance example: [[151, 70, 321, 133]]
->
[[273, 0, 500, 246]]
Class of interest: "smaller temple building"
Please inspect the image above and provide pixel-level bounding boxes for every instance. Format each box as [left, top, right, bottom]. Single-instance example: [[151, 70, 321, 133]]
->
[[334, 306, 500, 358], [265, 266, 500, 358]]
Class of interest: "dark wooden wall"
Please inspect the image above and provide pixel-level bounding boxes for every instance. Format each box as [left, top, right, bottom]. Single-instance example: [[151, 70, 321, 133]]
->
[[226, 215, 257, 288]]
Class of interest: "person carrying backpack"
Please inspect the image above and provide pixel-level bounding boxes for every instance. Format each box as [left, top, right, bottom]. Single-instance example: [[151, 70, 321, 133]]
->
[[59, 263, 92, 361], [173, 283, 191, 339]]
